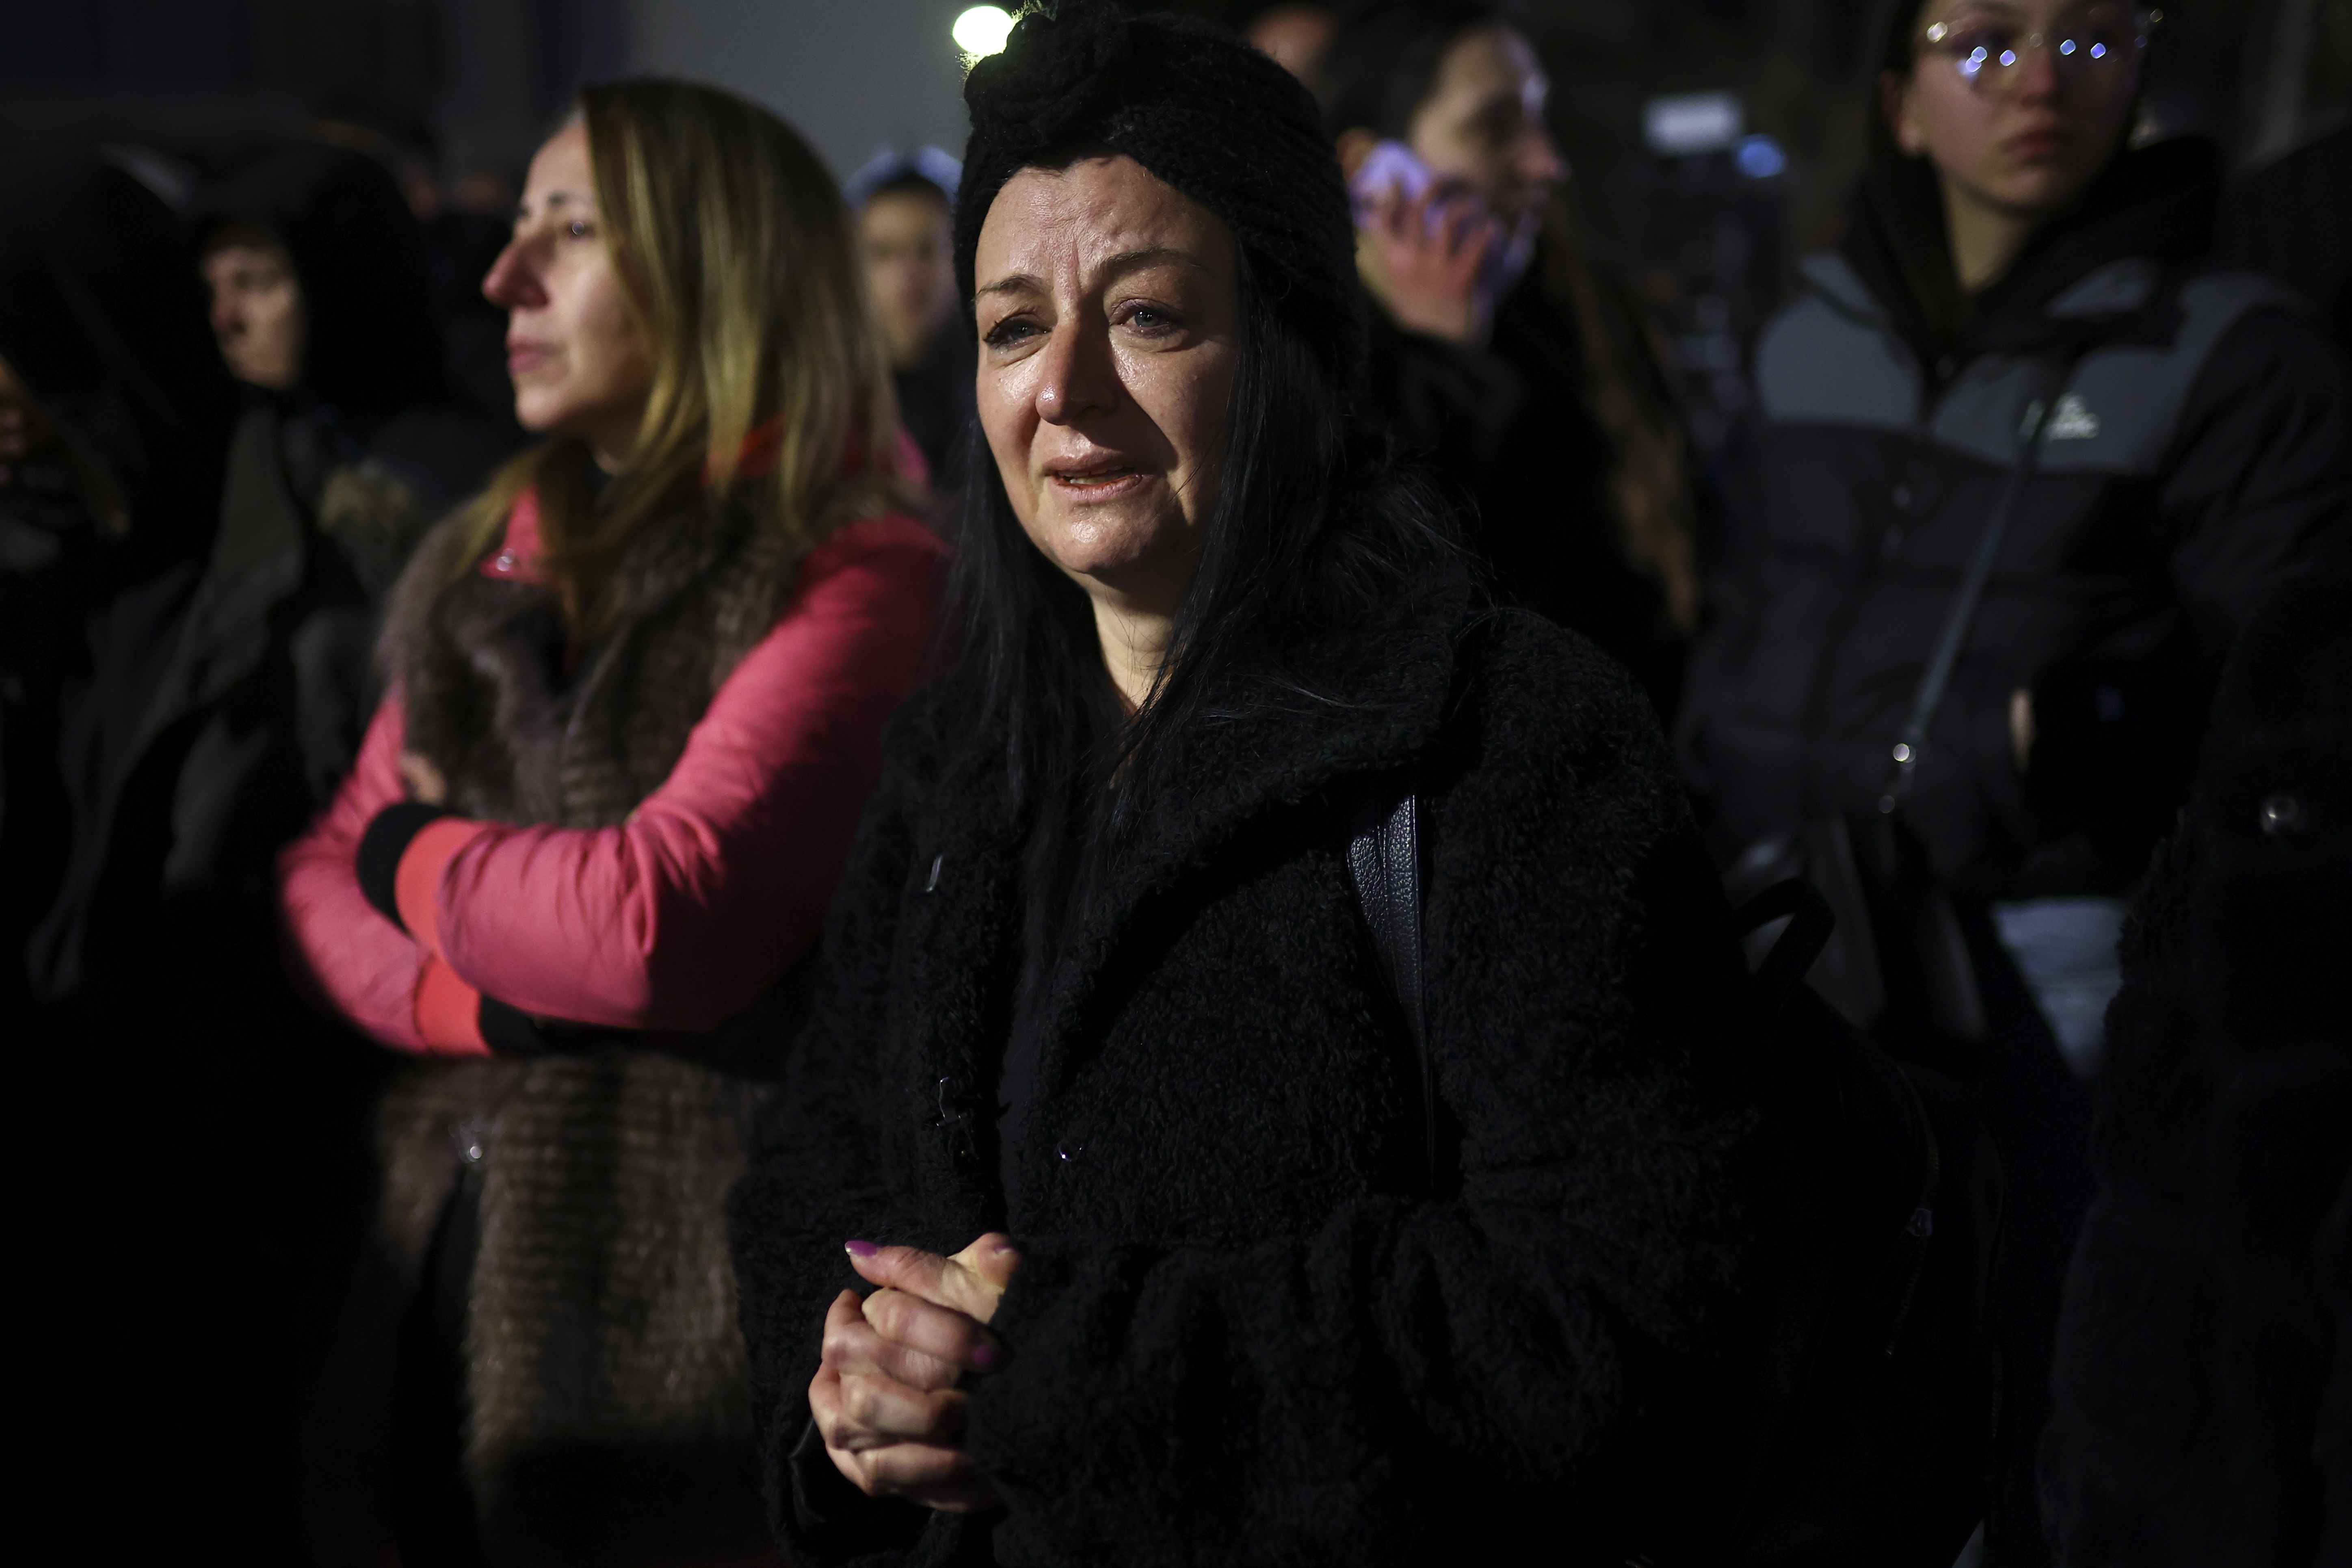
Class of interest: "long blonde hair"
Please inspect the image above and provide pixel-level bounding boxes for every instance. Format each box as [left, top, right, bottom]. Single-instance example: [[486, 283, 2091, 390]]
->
[[456, 79, 906, 632]]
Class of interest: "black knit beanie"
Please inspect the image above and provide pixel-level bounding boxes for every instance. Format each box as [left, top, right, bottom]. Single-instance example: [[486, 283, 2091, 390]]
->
[[955, 0, 1365, 384]]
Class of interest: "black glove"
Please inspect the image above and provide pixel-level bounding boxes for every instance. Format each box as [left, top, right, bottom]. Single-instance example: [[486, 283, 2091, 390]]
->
[[356, 800, 457, 930]]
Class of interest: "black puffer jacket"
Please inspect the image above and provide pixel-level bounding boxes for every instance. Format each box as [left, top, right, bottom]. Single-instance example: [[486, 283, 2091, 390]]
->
[[2041, 523, 2352, 1566], [1679, 140, 2352, 897], [730, 593, 1774, 1566]]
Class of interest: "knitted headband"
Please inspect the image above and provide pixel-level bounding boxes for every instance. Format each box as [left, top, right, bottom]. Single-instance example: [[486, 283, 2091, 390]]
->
[[954, 0, 1366, 384]]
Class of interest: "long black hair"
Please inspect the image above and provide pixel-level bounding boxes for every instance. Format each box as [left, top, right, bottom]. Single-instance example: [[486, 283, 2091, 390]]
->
[[943, 168, 1466, 841]]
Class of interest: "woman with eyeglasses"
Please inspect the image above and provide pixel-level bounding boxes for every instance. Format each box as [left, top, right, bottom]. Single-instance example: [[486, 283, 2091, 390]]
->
[[1676, 0, 2351, 1559]]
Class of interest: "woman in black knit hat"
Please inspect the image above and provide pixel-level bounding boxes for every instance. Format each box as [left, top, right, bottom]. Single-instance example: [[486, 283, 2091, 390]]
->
[[730, 5, 1779, 1561]]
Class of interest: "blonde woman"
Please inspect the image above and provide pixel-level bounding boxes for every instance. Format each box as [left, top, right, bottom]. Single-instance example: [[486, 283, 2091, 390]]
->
[[279, 81, 942, 1565]]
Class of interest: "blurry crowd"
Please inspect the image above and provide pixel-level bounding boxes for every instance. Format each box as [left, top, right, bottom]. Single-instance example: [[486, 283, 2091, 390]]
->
[[2, 2, 2346, 1566]]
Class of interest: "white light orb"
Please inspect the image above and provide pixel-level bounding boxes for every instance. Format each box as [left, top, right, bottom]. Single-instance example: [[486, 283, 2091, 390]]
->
[[954, 5, 1015, 58]]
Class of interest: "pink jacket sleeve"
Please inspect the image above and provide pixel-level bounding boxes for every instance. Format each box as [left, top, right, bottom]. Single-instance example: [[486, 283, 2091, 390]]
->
[[278, 513, 946, 1049], [279, 699, 435, 1051]]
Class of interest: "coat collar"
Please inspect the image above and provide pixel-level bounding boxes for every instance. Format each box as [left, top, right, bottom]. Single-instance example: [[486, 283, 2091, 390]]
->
[[912, 574, 1476, 1168], [1831, 137, 2221, 369], [927, 573, 1471, 878]]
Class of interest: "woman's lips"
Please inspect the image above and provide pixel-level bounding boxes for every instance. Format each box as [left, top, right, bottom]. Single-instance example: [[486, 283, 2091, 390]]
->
[[1045, 464, 1151, 502], [506, 340, 555, 376], [2005, 127, 2069, 161]]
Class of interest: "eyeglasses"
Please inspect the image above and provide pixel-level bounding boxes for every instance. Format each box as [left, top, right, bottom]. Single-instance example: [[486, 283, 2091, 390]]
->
[[1921, 5, 2158, 95]]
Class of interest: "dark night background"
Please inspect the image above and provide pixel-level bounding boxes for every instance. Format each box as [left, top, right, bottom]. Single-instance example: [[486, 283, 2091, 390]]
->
[[5, 0, 2343, 458]]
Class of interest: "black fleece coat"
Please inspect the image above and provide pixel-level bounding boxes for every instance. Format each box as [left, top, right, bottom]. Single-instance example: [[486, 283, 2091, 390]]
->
[[2041, 524, 2352, 1566], [730, 595, 1773, 1566]]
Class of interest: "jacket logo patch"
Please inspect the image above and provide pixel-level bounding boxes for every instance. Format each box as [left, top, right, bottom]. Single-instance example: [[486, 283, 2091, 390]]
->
[[2046, 394, 2101, 441]]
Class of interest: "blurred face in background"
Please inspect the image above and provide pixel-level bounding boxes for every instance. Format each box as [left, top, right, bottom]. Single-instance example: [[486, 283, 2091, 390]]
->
[[1406, 24, 1566, 230], [201, 226, 304, 391], [1890, 0, 2147, 222], [0, 353, 44, 486], [0, 353, 127, 534], [859, 183, 957, 370], [482, 119, 654, 468], [1245, 4, 1336, 84]]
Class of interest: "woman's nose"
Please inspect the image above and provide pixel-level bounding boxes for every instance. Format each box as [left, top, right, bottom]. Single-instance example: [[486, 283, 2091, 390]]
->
[[2013, 38, 2065, 104], [481, 239, 544, 311], [1034, 322, 1116, 425], [1521, 129, 1568, 191]]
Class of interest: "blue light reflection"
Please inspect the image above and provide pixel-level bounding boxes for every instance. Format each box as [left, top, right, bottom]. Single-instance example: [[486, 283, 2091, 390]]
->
[[1735, 133, 1787, 179]]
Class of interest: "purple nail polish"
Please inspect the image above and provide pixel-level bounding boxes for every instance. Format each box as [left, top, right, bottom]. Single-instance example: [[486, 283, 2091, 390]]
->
[[970, 1343, 1001, 1370], [844, 1239, 880, 1257]]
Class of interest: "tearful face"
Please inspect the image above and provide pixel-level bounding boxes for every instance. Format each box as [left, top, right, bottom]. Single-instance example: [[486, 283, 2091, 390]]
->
[[971, 155, 1242, 611]]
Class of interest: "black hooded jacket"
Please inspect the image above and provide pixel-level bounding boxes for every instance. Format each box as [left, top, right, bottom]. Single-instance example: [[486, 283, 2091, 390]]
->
[[18, 144, 503, 1010], [193, 143, 512, 595], [199, 142, 443, 424], [1, 148, 392, 1559], [1, 149, 238, 1019], [1678, 139, 2352, 898]]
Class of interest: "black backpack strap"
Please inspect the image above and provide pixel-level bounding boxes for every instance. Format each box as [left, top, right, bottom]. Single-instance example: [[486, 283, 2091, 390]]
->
[[1348, 790, 1435, 1191], [1733, 875, 1838, 1018]]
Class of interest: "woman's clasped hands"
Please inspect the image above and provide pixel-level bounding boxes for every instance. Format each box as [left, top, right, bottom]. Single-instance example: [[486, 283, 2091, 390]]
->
[[814, 1232, 1024, 1513]]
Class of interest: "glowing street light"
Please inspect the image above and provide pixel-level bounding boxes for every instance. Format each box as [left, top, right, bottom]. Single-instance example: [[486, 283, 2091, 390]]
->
[[954, 6, 1015, 60]]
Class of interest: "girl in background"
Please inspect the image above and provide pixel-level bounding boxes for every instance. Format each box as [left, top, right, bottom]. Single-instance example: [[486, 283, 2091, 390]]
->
[[1677, 2, 2350, 1557]]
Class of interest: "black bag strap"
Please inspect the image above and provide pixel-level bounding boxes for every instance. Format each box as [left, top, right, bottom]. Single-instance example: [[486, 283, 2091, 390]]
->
[[1348, 790, 1436, 1190], [1733, 876, 1838, 1018], [1887, 362, 2081, 807]]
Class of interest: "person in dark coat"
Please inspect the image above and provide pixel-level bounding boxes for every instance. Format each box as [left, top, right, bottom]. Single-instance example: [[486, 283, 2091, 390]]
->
[[195, 142, 513, 600], [1, 151, 235, 1021], [1675, 3, 2352, 1562], [727, 7, 1776, 1564], [23, 142, 507, 1055], [846, 146, 977, 490], [1318, 0, 1703, 717], [0, 147, 359, 1563], [2041, 516, 2352, 1566], [2218, 121, 2352, 369]]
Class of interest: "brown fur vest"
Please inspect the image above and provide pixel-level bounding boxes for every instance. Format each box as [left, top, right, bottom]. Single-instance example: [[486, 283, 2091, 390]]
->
[[308, 484, 818, 1566]]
